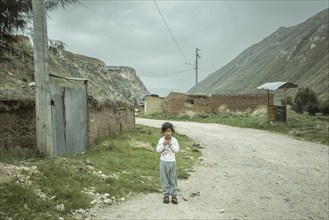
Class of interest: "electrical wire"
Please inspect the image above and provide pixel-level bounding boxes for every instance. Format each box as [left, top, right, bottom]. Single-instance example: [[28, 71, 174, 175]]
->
[[146, 68, 194, 78], [153, 0, 192, 65]]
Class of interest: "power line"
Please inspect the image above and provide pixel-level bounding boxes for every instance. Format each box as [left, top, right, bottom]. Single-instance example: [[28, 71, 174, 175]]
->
[[153, 0, 192, 65], [145, 68, 194, 78]]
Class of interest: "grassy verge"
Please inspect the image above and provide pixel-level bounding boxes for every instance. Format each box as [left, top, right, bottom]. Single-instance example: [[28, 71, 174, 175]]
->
[[140, 109, 329, 146], [0, 125, 201, 220]]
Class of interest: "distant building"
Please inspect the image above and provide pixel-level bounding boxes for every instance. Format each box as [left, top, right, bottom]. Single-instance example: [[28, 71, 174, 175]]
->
[[144, 94, 164, 115], [143, 92, 273, 115]]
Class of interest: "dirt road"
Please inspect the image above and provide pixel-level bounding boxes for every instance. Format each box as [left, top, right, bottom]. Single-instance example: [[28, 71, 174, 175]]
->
[[94, 118, 329, 219]]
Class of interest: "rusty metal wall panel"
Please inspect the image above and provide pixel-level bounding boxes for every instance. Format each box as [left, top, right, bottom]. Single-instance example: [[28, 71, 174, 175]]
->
[[64, 87, 86, 154]]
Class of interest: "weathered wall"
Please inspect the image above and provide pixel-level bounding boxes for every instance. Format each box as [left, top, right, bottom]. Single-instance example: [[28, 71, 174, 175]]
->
[[144, 95, 164, 115], [162, 92, 273, 114], [88, 102, 135, 146], [0, 101, 35, 149], [0, 100, 135, 150]]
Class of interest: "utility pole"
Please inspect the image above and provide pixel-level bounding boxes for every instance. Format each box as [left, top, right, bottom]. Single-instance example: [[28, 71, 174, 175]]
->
[[195, 47, 200, 85], [32, 0, 53, 157]]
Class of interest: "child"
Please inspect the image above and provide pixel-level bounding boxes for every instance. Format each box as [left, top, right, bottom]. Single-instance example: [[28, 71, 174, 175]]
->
[[156, 122, 180, 204]]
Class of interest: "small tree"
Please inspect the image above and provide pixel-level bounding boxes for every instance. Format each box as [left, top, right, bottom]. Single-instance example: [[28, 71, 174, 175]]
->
[[292, 87, 319, 115], [0, 0, 81, 39]]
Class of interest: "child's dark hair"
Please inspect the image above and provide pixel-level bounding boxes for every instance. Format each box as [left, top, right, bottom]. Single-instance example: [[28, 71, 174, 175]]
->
[[161, 122, 175, 133]]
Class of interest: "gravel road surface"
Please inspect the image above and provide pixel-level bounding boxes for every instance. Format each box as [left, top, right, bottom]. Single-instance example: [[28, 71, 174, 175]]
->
[[94, 118, 329, 220]]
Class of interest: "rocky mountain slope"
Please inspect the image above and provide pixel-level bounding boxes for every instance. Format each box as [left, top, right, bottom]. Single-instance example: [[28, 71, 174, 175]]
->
[[0, 38, 149, 107], [188, 9, 328, 101]]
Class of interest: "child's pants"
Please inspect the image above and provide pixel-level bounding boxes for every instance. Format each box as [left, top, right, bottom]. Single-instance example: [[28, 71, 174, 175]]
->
[[160, 160, 177, 197]]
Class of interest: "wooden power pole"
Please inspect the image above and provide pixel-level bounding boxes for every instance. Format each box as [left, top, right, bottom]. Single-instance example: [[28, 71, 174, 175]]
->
[[32, 0, 53, 157]]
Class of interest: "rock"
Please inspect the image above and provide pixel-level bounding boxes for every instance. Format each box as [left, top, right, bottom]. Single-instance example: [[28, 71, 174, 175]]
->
[[103, 199, 112, 204], [28, 82, 35, 87], [219, 209, 225, 213], [102, 193, 110, 199], [90, 199, 98, 205], [189, 192, 200, 197], [86, 159, 94, 166], [55, 204, 65, 212], [86, 165, 94, 170]]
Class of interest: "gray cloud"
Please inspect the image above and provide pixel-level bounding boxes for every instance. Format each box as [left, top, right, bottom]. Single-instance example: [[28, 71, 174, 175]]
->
[[47, 0, 328, 96]]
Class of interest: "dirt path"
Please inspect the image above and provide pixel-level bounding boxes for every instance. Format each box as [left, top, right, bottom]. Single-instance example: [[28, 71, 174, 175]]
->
[[94, 118, 329, 219]]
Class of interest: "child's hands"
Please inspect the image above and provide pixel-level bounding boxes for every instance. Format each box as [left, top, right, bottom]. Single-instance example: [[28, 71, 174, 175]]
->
[[163, 138, 171, 147]]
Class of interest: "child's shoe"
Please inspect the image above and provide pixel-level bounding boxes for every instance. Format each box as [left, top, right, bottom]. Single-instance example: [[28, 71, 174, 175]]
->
[[172, 196, 178, 204], [163, 196, 169, 204]]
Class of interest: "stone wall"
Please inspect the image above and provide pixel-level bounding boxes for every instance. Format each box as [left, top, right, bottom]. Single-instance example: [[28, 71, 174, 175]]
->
[[162, 92, 273, 114], [0, 100, 135, 150]]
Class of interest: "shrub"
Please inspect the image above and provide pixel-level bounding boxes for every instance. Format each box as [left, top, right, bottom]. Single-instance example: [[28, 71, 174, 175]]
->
[[307, 104, 319, 116], [292, 96, 304, 114], [292, 87, 319, 115], [319, 100, 329, 116]]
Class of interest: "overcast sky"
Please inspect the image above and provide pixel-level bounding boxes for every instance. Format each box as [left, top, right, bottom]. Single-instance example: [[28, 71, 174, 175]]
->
[[47, 0, 328, 97]]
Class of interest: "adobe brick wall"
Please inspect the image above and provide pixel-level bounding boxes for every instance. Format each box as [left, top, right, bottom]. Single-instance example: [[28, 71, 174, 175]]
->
[[144, 96, 164, 115], [0, 100, 135, 150], [0, 101, 36, 149], [162, 92, 273, 114], [88, 102, 135, 146]]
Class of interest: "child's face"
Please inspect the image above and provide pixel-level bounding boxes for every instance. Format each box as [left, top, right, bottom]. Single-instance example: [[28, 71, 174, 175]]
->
[[163, 128, 173, 139]]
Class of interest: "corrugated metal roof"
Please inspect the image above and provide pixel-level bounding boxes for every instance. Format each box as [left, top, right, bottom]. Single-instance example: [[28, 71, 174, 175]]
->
[[257, 82, 298, 90], [50, 73, 88, 81]]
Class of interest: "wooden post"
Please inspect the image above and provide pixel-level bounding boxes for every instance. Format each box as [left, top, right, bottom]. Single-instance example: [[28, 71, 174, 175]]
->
[[285, 87, 288, 126], [84, 80, 89, 149], [32, 0, 53, 157], [267, 90, 270, 106], [267, 89, 270, 123]]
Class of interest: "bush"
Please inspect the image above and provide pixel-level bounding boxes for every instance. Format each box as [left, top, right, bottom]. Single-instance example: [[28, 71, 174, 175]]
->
[[292, 87, 319, 115], [293, 96, 304, 114], [319, 100, 329, 116], [307, 104, 319, 116]]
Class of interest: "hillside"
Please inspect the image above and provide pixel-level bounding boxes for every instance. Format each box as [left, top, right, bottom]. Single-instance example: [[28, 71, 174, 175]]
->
[[0, 38, 149, 107], [188, 9, 328, 101]]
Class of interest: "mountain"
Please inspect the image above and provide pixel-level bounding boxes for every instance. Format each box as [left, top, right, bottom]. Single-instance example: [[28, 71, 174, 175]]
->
[[0, 37, 150, 107], [188, 9, 329, 101], [106, 66, 150, 106]]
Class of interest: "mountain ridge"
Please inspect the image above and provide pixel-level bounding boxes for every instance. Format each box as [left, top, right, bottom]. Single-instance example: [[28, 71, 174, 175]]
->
[[188, 8, 328, 101]]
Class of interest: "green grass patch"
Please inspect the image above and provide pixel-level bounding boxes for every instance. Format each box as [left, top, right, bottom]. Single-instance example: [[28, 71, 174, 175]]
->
[[0, 125, 201, 220], [142, 110, 329, 146]]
